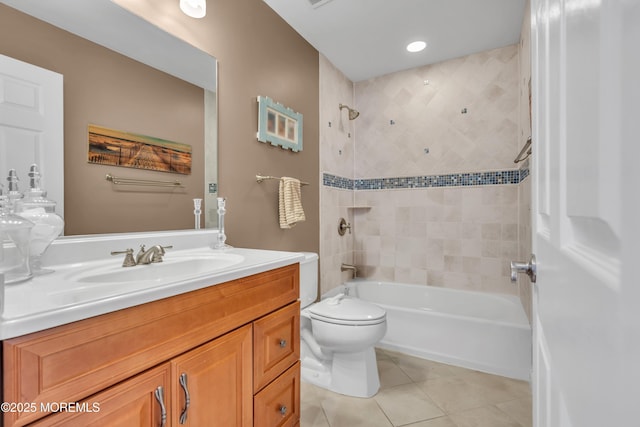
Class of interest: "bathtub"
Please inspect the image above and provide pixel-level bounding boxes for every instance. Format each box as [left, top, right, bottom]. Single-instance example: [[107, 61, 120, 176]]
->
[[327, 280, 531, 381]]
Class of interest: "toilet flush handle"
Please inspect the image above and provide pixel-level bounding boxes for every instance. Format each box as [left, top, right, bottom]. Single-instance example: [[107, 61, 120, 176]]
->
[[326, 293, 345, 305]]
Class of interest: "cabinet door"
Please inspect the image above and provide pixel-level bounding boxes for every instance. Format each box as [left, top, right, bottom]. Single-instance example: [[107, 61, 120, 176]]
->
[[31, 364, 171, 427], [172, 324, 253, 427]]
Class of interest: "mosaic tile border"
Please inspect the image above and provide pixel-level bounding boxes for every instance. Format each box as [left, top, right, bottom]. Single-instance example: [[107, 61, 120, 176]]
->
[[323, 167, 530, 190]]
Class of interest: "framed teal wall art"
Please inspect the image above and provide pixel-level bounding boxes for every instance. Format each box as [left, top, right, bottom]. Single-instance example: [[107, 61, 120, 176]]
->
[[257, 96, 303, 152]]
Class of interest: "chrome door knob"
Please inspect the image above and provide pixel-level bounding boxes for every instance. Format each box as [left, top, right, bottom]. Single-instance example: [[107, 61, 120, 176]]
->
[[510, 254, 537, 283]]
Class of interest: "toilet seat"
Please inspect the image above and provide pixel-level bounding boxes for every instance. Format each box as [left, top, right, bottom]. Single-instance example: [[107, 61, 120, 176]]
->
[[307, 294, 386, 326]]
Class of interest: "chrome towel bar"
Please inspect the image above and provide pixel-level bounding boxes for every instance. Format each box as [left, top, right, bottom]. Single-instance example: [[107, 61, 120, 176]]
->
[[256, 174, 309, 186], [106, 173, 184, 188]]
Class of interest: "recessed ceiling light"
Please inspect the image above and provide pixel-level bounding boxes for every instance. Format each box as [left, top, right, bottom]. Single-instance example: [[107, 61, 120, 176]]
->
[[406, 41, 427, 53]]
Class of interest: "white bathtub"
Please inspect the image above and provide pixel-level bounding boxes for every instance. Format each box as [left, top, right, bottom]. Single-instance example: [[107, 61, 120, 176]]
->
[[328, 280, 532, 381]]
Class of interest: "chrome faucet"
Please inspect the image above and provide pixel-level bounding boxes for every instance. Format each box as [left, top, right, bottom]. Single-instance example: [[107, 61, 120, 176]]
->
[[136, 244, 172, 265], [341, 263, 357, 278]]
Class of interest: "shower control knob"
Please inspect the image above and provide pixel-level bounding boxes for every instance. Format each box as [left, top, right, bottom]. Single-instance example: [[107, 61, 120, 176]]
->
[[338, 218, 351, 236], [510, 254, 537, 283]]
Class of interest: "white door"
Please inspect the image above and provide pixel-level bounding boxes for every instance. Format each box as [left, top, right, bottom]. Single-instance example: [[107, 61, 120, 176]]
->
[[529, 0, 640, 426], [0, 54, 64, 218]]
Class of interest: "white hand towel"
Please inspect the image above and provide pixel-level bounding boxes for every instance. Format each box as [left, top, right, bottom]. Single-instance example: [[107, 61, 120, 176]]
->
[[279, 177, 306, 229]]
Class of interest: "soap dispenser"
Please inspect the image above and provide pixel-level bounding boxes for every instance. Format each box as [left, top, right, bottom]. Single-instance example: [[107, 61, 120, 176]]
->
[[15, 165, 64, 276], [0, 189, 34, 284]]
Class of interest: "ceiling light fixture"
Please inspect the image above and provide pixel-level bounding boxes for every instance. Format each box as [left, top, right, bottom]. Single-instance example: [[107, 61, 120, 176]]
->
[[406, 41, 427, 53], [180, 0, 206, 18]]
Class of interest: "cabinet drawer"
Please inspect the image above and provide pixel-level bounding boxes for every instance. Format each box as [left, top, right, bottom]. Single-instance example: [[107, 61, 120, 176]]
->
[[3, 264, 298, 427], [253, 302, 300, 392], [31, 364, 171, 427], [254, 362, 300, 427]]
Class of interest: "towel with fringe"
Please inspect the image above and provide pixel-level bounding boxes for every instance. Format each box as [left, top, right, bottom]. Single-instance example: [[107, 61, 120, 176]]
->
[[279, 177, 306, 228]]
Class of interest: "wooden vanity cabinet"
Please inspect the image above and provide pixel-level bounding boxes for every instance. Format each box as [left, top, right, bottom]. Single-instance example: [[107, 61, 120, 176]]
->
[[3, 264, 300, 427]]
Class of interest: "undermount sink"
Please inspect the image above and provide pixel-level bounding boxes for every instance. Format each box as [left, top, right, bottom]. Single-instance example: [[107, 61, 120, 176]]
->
[[67, 252, 245, 284]]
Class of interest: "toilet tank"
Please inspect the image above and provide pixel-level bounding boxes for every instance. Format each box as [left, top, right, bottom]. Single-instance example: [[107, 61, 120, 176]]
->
[[299, 252, 318, 309]]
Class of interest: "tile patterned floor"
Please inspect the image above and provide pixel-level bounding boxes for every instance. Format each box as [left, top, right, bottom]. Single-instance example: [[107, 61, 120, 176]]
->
[[300, 349, 532, 427]]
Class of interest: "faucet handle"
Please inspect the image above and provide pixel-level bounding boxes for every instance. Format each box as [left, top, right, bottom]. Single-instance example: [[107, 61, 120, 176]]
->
[[111, 248, 136, 267]]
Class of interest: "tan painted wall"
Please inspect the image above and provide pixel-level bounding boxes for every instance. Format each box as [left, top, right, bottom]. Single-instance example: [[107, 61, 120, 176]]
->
[[2, 0, 320, 254], [110, 0, 319, 253]]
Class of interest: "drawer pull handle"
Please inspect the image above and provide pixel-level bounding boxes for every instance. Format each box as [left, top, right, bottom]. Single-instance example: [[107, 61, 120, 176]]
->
[[279, 339, 287, 348], [279, 405, 287, 416], [154, 386, 167, 427], [179, 373, 191, 424]]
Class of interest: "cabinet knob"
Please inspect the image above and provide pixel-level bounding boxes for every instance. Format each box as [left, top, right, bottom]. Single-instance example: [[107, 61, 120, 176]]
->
[[279, 405, 287, 416], [279, 339, 287, 348]]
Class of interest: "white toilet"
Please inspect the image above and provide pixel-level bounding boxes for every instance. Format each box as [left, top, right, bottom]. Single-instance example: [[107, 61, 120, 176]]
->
[[299, 252, 387, 398]]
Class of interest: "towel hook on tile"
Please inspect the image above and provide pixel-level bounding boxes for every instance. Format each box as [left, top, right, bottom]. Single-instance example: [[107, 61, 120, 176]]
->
[[256, 174, 309, 186]]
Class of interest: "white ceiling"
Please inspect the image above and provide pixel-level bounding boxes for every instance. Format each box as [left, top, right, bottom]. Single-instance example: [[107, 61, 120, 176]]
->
[[263, 0, 527, 82]]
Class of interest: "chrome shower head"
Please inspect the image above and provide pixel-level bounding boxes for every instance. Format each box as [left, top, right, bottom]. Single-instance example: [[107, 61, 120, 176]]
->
[[339, 103, 360, 120]]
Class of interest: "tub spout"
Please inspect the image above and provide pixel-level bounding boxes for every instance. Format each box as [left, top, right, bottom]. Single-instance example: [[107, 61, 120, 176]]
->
[[341, 263, 357, 278]]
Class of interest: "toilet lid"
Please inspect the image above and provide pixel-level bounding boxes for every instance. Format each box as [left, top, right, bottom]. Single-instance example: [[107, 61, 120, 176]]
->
[[308, 294, 386, 325]]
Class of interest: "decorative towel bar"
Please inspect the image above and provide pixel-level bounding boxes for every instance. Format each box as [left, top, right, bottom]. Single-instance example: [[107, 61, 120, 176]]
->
[[256, 174, 309, 186], [106, 173, 184, 188], [514, 137, 532, 164]]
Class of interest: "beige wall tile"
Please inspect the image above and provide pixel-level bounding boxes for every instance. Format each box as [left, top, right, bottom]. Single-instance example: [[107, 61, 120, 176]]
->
[[318, 41, 531, 304]]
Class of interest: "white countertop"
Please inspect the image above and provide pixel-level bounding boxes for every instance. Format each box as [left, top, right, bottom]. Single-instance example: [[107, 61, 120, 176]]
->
[[0, 230, 305, 340]]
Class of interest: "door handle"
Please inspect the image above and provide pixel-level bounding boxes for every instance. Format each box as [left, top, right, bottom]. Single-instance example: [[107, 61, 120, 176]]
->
[[510, 254, 537, 283]]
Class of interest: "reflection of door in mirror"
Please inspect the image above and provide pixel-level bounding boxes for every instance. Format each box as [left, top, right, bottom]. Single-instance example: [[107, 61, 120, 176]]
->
[[0, 54, 64, 220]]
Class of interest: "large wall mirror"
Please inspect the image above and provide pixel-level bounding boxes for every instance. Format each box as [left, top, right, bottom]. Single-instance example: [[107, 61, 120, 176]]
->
[[0, 0, 218, 235]]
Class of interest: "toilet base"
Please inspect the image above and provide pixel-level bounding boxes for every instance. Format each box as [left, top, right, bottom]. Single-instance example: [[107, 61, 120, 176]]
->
[[301, 346, 380, 398]]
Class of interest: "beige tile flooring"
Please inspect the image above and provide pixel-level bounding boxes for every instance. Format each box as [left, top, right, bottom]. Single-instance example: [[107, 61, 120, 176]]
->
[[300, 349, 532, 427]]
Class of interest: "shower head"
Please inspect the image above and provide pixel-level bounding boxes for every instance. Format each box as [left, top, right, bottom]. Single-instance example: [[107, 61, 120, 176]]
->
[[339, 103, 360, 120]]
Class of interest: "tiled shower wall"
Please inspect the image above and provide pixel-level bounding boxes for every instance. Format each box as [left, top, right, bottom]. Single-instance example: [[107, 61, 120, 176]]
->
[[319, 40, 533, 308], [355, 45, 519, 178], [352, 184, 519, 295], [349, 45, 521, 295]]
